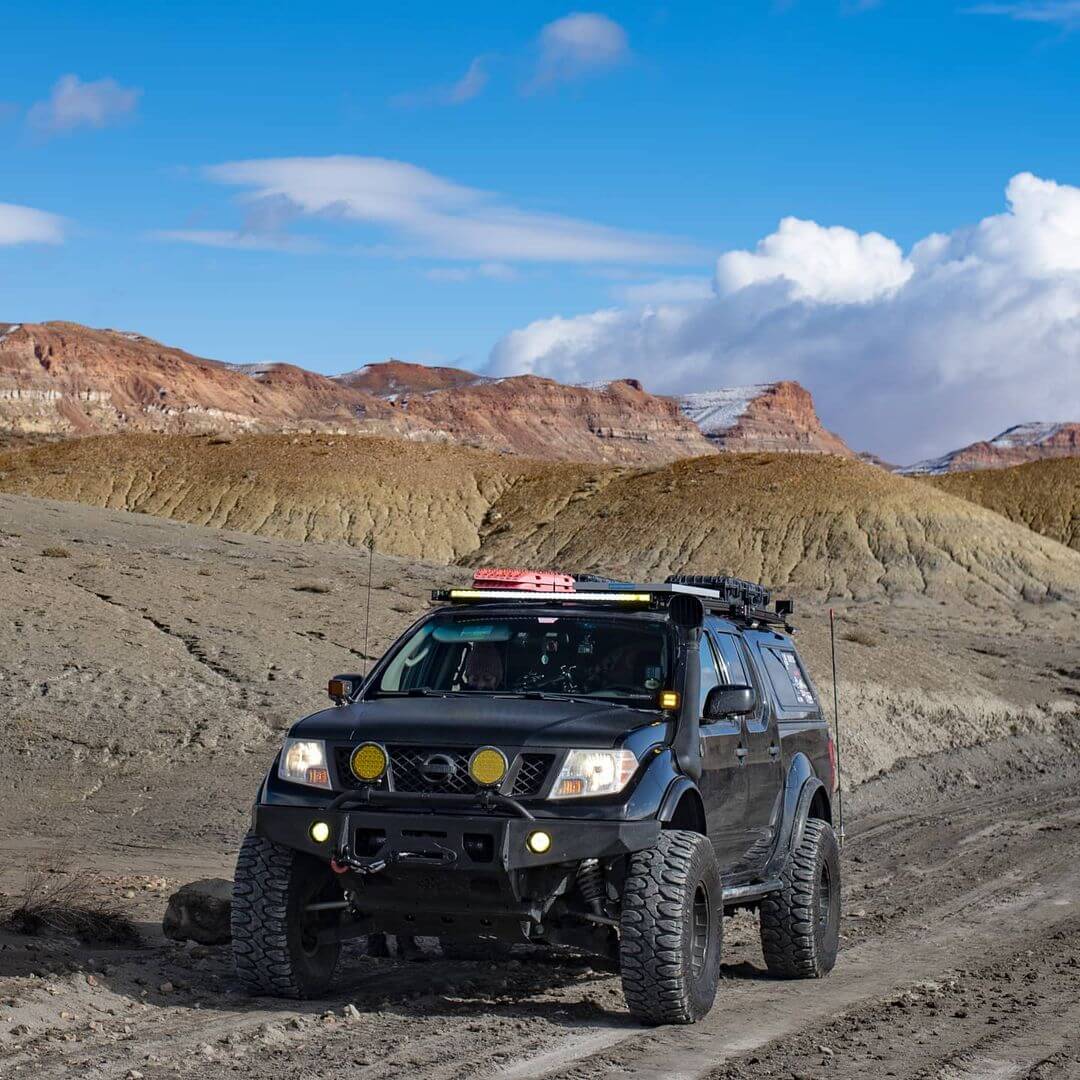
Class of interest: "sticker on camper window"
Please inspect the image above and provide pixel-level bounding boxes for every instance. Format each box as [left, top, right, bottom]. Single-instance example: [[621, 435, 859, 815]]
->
[[763, 647, 816, 708]]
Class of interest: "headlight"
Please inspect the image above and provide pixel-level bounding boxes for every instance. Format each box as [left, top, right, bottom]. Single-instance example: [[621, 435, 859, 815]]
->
[[550, 749, 638, 799], [278, 739, 331, 789]]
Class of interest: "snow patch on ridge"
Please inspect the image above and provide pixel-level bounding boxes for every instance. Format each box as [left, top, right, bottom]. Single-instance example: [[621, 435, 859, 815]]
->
[[989, 422, 1063, 448], [679, 385, 773, 435]]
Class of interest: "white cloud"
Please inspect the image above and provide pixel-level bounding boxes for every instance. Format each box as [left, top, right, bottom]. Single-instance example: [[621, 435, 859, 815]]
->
[[487, 173, 1080, 465], [615, 276, 715, 304], [153, 229, 324, 254], [27, 74, 140, 136], [392, 56, 490, 108], [965, 2, 1080, 26], [715, 218, 912, 303], [426, 262, 518, 282], [0, 202, 65, 245], [527, 13, 630, 91], [180, 155, 689, 264]]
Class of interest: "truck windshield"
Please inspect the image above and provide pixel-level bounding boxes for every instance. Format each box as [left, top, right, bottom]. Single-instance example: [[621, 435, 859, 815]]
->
[[373, 612, 672, 706]]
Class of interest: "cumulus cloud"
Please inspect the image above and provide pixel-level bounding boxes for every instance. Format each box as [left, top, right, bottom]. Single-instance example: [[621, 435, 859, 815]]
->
[[614, 276, 715, 304], [527, 13, 630, 91], [27, 74, 140, 136], [488, 172, 1080, 464], [174, 155, 689, 264], [0, 202, 65, 245], [965, 2, 1080, 26], [392, 56, 490, 108]]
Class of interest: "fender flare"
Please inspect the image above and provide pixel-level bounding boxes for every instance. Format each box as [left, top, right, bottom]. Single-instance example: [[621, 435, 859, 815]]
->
[[657, 776, 707, 833], [765, 752, 830, 877]]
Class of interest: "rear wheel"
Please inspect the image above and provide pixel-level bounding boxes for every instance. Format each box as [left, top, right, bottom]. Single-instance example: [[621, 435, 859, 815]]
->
[[619, 830, 723, 1025], [759, 817, 840, 978], [232, 831, 343, 998]]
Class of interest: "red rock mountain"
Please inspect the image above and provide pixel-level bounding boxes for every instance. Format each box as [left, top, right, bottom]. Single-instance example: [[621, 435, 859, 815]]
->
[[390, 375, 715, 463], [904, 423, 1080, 474], [679, 381, 855, 457], [0, 321, 855, 466], [0, 321, 407, 438], [334, 358, 488, 397]]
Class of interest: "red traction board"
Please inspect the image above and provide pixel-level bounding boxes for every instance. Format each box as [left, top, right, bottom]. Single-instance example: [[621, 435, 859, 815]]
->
[[472, 568, 576, 592]]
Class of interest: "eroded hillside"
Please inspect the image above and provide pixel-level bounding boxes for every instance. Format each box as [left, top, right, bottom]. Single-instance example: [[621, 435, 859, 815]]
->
[[928, 457, 1080, 552], [2, 435, 1079, 601]]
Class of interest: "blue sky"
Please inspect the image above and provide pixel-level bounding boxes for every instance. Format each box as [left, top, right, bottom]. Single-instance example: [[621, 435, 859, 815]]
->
[[3, 1, 1080, 458]]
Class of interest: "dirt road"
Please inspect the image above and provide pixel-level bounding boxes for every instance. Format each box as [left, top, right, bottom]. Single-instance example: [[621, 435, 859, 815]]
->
[[2, 722, 1077, 1080]]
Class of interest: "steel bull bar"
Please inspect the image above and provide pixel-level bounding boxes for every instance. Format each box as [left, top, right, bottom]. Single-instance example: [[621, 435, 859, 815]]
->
[[253, 788, 660, 874]]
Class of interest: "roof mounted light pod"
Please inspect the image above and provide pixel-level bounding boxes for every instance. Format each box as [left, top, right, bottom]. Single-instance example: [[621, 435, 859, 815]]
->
[[471, 568, 576, 593]]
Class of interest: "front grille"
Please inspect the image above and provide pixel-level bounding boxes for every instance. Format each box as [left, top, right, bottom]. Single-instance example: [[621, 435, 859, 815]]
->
[[511, 753, 554, 797], [334, 745, 554, 797], [389, 746, 474, 795]]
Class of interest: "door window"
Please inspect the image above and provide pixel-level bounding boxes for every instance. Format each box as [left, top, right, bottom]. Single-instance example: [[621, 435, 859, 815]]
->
[[711, 632, 749, 685], [760, 647, 817, 710], [698, 635, 721, 716]]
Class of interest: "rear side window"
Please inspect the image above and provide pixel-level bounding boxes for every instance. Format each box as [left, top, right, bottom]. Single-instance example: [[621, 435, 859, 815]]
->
[[760, 647, 817, 709]]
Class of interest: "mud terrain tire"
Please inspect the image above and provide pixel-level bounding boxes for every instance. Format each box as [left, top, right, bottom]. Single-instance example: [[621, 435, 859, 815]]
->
[[619, 830, 723, 1025], [760, 817, 840, 979], [232, 831, 343, 998]]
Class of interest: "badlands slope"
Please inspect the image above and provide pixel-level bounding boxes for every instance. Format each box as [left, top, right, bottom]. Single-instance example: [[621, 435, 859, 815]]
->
[[1, 434, 1078, 601], [928, 457, 1080, 552]]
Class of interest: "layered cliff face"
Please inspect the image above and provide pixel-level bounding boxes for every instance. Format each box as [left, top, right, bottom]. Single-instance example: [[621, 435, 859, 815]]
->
[[333, 358, 489, 397], [905, 423, 1080, 474], [392, 374, 717, 464], [0, 322, 408, 438], [679, 381, 854, 457]]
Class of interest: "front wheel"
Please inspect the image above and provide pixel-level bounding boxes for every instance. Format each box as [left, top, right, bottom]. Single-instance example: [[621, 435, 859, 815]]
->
[[231, 831, 343, 998], [759, 817, 840, 978], [619, 830, 723, 1025]]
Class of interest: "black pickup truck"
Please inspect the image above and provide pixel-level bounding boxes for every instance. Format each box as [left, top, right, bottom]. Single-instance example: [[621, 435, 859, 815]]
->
[[232, 572, 840, 1025]]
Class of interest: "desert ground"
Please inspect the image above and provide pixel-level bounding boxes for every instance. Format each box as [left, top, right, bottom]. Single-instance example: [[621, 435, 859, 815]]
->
[[1, 487, 1078, 1079]]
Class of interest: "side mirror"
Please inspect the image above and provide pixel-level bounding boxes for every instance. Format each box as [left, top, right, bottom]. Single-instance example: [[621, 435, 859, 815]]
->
[[328, 673, 364, 706], [704, 684, 756, 719]]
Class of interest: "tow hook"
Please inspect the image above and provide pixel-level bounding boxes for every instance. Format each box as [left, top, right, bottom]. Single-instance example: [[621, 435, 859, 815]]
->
[[331, 853, 388, 876]]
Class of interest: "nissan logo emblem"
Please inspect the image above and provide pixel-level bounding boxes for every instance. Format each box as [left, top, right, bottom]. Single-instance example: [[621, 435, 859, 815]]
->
[[420, 753, 456, 784]]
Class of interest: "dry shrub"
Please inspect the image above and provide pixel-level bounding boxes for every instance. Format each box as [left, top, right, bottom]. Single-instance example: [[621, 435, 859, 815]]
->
[[842, 627, 879, 647], [0, 869, 139, 945], [41, 546, 71, 558]]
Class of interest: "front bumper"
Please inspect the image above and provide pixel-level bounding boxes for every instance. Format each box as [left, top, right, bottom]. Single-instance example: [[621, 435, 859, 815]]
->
[[253, 800, 660, 873]]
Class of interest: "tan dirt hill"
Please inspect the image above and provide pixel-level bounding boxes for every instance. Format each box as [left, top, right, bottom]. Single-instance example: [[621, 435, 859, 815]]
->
[[1, 434, 1078, 601], [927, 457, 1080, 552]]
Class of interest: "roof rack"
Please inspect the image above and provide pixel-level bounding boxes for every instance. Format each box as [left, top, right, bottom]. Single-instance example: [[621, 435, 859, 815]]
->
[[430, 569, 795, 630]]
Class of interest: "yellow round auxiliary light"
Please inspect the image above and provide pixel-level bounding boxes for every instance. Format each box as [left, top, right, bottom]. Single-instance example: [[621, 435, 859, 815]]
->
[[526, 830, 552, 855], [468, 746, 508, 788], [350, 742, 388, 782], [309, 821, 331, 844]]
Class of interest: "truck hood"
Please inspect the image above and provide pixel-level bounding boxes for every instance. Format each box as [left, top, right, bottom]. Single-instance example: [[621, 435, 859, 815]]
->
[[290, 695, 664, 749]]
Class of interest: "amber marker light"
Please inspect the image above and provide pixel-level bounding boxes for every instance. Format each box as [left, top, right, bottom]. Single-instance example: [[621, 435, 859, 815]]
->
[[659, 690, 680, 710], [469, 746, 508, 788], [350, 742, 388, 782]]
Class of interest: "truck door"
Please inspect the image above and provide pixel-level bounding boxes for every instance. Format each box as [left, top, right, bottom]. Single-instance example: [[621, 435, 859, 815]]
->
[[696, 632, 751, 870], [710, 629, 784, 876]]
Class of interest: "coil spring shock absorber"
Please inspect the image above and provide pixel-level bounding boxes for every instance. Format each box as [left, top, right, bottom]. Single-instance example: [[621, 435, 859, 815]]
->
[[576, 859, 605, 916]]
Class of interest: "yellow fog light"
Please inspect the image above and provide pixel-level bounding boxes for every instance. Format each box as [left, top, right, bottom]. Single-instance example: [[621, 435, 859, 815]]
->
[[526, 830, 552, 855], [468, 746, 508, 788], [310, 821, 331, 844], [350, 742, 388, 782], [659, 690, 680, 710]]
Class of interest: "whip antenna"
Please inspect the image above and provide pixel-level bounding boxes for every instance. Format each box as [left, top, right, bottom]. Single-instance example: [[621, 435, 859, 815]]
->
[[829, 608, 845, 845], [362, 532, 375, 676]]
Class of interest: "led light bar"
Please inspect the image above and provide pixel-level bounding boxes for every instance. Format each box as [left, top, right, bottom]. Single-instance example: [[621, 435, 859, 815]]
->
[[440, 589, 652, 603]]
